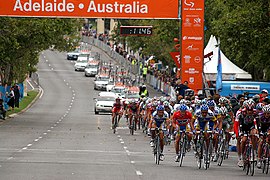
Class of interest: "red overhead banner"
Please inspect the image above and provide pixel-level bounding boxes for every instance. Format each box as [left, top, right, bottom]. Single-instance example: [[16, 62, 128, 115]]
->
[[181, 0, 204, 91], [0, 0, 178, 19]]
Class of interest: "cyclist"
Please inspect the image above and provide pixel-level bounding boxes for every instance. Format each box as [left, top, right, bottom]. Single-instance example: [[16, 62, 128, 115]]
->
[[218, 107, 234, 160], [237, 99, 258, 167], [256, 105, 270, 168], [219, 97, 234, 121], [127, 99, 140, 129], [111, 97, 123, 128], [172, 104, 193, 162], [164, 101, 173, 117], [190, 104, 217, 160], [149, 105, 170, 161]]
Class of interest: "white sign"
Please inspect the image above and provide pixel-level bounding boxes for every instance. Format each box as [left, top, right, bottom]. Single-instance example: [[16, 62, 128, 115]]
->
[[231, 85, 260, 91]]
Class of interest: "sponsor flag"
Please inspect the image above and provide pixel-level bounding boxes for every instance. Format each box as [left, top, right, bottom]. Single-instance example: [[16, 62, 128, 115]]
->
[[216, 45, 222, 92]]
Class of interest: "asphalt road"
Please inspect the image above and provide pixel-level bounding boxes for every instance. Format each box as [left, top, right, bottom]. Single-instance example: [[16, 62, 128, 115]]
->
[[0, 47, 269, 180]]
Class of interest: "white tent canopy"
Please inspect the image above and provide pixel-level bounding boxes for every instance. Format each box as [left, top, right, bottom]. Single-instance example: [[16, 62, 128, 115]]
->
[[204, 35, 252, 81]]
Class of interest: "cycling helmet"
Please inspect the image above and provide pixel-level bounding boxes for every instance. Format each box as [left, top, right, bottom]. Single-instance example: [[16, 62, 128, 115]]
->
[[163, 101, 170, 107], [178, 104, 188, 111], [185, 100, 191, 106], [201, 98, 207, 105], [147, 103, 152, 108], [262, 105, 270, 113], [256, 103, 264, 110], [180, 99, 186, 104], [156, 105, 165, 111], [195, 99, 202, 106], [170, 98, 177, 103], [131, 99, 136, 103], [159, 96, 166, 102], [244, 99, 255, 110], [152, 101, 158, 107], [200, 104, 209, 111], [219, 97, 228, 104], [207, 100, 216, 107], [219, 107, 228, 115]]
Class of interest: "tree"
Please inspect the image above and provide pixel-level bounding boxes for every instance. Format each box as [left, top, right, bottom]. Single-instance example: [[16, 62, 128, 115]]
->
[[0, 17, 82, 85]]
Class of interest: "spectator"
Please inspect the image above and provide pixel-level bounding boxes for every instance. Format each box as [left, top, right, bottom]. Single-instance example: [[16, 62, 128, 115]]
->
[[0, 99, 6, 120], [175, 81, 189, 97], [14, 84, 20, 108], [7, 87, 15, 111], [259, 89, 268, 102]]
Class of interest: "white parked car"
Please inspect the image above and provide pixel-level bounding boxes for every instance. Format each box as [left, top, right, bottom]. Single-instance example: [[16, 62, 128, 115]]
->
[[94, 74, 110, 90], [84, 61, 100, 77], [94, 96, 115, 114], [98, 92, 117, 98], [74, 59, 88, 71], [106, 81, 115, 92], [111, 86, 127, 98]]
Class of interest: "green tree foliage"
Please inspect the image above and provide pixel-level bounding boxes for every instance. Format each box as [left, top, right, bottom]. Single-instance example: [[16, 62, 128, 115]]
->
[[205, 0, 270, 80], [116, 1, 269, 80], [112, 19, 179, 66], [0, 18, 81, 85]]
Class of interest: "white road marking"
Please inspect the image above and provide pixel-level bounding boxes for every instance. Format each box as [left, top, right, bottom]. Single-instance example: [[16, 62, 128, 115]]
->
[[51, 68, 54, 70], [34, 139, 39, 142], [64, 79, 66, 82], [69, 87, 72, 89], [66, 83, 69, 86], [131, 161, 135, 164], [26, 79, 35, 90], [54, 124, 57, 127], [56, 122, 59, 124], [7, 157, 13, 160], [39, 137, 43, 139], [120, 142, 124, 144], [43, 133, 47, 135], [22, 147, 28, 150], [48, 64, 51, 67], [47, 130, 51, 132], [126, 150, 130, 153], [117, 135, 121, 138], [136, 171, 143, 176], [123, 146, 127, 149], [27, 144, 32, 147], [39, 86, 44, 99], [119, 138, 123, 141]]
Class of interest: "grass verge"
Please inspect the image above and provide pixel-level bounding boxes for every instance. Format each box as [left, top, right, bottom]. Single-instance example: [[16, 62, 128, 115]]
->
[[6, 90, 39, 116]]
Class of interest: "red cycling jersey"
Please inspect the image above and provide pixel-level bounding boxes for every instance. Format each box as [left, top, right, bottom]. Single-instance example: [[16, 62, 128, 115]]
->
[[112, 102, 122, 113], [172, 111, 192, 126]]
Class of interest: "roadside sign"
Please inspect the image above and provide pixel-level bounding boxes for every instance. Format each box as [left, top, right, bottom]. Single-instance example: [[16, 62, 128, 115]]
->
[[120, 26, 152, 36]]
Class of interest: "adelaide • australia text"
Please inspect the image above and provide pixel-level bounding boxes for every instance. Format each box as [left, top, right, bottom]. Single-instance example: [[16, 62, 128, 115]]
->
[[13, 0, 149, 14]]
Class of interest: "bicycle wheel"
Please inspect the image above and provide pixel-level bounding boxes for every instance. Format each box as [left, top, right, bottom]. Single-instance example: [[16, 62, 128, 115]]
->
[[196, 139, 203, 169], [113, 115, 117, 134], [266, 157, 270, 174], [203, 140, 209, 170], [208, 138, 213, 168], [138, 117, 141, 130], [217, 140, 225, 166], [265, 144, 269, 174], [155, 136, 160, 165], [179, 136, 186, 167], [244, 146, 250, 175], [250, 145, 255, 176]]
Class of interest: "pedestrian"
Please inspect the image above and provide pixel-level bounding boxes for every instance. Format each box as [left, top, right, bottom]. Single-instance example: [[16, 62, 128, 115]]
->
[[14, 84, 20, 108], [175, 81, 189, 97], [7, 87, 15, 111], [259, 89, 268, 103], [0, 99, 6, 120]]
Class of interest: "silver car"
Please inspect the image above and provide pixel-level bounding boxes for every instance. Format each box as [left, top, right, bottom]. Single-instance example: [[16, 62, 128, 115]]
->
[[94, 96, 115, 114], [94, 75, 110, 90]]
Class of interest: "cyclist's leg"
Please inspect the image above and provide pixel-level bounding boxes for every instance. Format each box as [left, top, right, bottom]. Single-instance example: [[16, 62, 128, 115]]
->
[[250, 128, 258, 152]]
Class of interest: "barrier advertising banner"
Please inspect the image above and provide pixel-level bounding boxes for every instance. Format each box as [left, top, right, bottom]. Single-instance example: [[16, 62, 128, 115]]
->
[[0, 0, 178, 19], [181, 0, 204, 91]]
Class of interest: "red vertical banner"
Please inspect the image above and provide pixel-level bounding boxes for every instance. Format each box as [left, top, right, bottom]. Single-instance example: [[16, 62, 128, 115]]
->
[[170, 52, 181, 68], [181, 0, 204, 92]]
